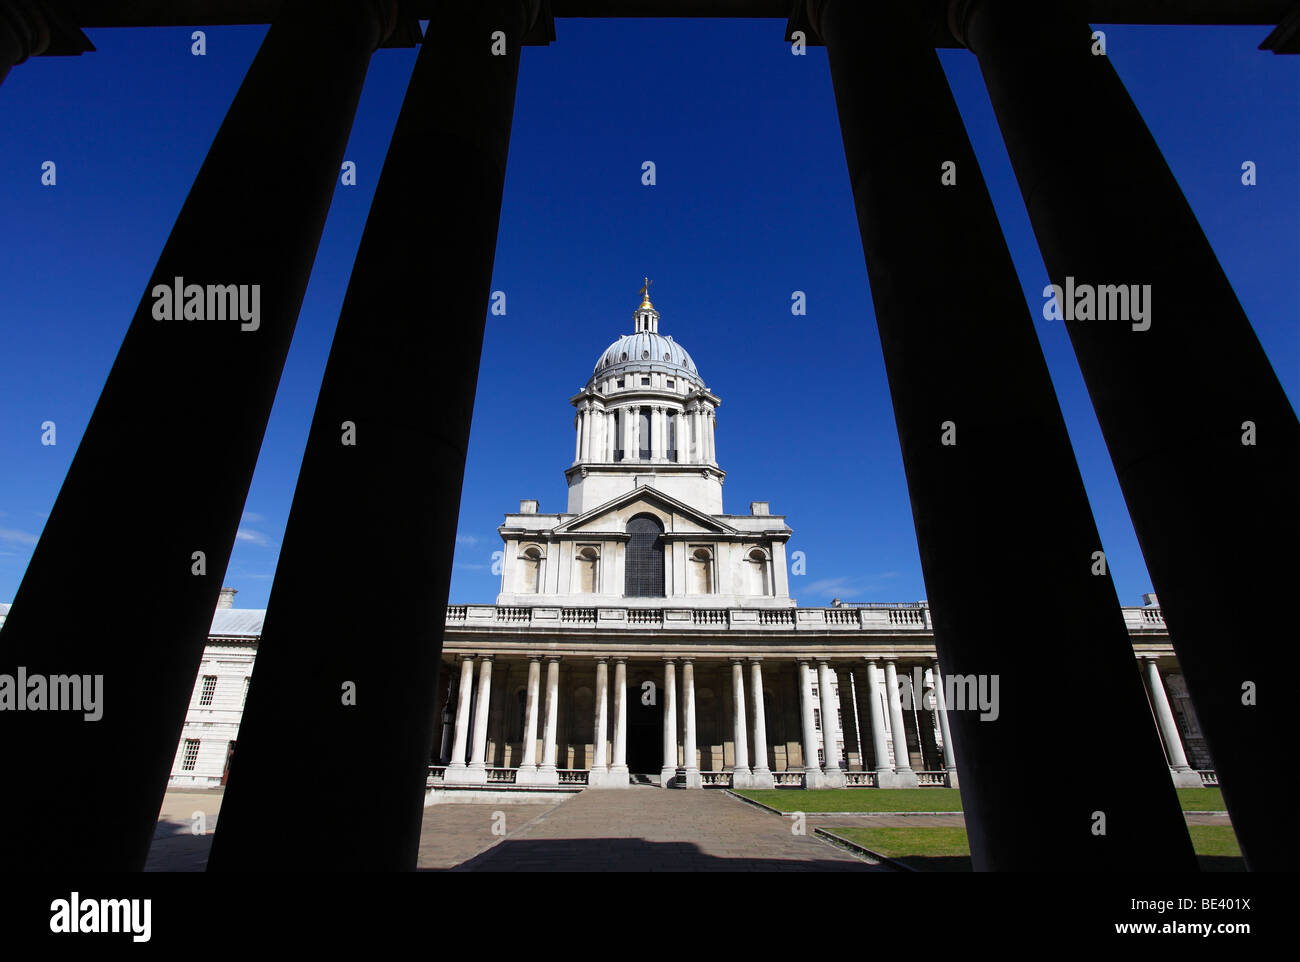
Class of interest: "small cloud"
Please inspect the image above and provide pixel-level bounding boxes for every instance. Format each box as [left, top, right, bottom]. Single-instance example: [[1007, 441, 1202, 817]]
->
[[455, 534, 480, 546], [241, 511, 265, 523], [455, 562, 490, 571], [0, 528, 38, 546], [235, 528, 271, 547]]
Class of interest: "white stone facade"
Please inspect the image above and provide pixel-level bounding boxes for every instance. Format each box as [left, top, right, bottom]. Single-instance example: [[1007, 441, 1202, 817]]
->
[[162, 291, 1215, 792]]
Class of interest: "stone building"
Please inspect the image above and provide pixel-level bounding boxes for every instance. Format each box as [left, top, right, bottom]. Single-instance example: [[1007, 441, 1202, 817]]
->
[[160, 289, 1213, 792]]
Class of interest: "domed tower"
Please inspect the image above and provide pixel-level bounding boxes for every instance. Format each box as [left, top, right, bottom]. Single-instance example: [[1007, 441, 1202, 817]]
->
[[566, 281, 724, 514]]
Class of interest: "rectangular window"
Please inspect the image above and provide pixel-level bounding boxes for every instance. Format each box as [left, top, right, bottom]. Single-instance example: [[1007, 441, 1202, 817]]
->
[[666, 379, 675, 389], [813, 708, 821, 731], [199, 675, 217, 706], [641, 376, 650, 386], [182, 739, 200, 771], [616, 378, 624, 388]]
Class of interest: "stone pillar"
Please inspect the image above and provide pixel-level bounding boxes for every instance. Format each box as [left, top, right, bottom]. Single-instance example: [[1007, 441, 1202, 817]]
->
[[590, 658, 610, 783], [749, 659, 774, 788], [953, 0, 1286, 870], [692, 407, 703, 463], [674, 411, 686, 463], [882, 660, 918, 787], [515, 655, 542, 784], [705, 409, 716, 463], [205, 0, 546, 873], [444, 656, 476, 776], [466, 656, 494, 782], [661, 659, 679, 787], [606, 410, 617, 461], [802, 0, 1193, 870], [864, 660, 893, 782], [0, 0, 52, 86], [579, 407, 592, 461], [817, 661, 847, 787], [681, 658, 701, 788], [0, 0, 399, 873], [537, 657, 560, 786], [593, 409, 605, 463], [607, 658, 630, 786], [622, 406, 634, 461], [931, 660, 959, 788], [730, 659, 752, 788], [798, 660, 822, 788], [1143, 658, 1201, 788]]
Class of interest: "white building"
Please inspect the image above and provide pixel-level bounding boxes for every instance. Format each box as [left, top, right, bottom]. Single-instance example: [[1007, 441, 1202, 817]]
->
[[159, 287, 1214, 791]]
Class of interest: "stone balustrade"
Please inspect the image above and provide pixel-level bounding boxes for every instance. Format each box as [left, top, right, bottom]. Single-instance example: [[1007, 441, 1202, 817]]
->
[[443, 603, 1167, 635]]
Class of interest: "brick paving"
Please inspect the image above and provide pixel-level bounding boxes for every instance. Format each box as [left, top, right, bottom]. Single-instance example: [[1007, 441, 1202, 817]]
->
[[454, 786, 886, 871]]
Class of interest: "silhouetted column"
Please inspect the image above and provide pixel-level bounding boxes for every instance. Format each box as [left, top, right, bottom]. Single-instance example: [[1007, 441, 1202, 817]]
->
[[1142, 657, 1201, 788], [0, 0, 395, 873], [0, 0, 49, 86], [207, 0, 541, 872], [806, 0, 1195, 869], [951, 0, 1298, 871]]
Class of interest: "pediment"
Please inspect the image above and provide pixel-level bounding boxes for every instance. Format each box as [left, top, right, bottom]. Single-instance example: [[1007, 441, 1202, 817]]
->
[[555, 485, 737, 536]]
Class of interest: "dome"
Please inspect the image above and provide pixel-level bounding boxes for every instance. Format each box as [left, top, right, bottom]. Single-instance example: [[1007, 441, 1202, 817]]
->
[[593, 331, 699, 380]]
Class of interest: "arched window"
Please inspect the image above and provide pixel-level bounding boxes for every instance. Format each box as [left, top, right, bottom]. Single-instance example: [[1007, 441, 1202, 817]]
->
[[624, 514, 664, 597], [747, 548, 770, 595], [689, 547, 713, 594], [576, 546, 599, 593], [518, 546, 543, 594]]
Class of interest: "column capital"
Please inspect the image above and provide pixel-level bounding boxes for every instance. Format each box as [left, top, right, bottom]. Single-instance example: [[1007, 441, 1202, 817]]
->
[[613, 656, 628, 665]]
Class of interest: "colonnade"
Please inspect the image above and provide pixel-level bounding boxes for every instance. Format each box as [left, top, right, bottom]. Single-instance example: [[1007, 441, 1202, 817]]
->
[[573, 402, 715, 464]]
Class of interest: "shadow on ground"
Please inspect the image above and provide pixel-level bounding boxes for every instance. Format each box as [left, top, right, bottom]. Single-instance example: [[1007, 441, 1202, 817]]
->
[[440, 837, 876, 872]]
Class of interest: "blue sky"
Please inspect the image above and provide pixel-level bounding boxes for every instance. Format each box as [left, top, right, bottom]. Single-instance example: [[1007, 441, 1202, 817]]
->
[[0, 20, 1295, 611]]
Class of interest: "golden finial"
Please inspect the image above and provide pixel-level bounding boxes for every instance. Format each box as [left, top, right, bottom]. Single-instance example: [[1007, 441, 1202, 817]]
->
[[638, 276, 654, 310]]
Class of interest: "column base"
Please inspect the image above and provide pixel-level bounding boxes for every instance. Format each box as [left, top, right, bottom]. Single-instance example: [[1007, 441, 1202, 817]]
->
[[803, 768, 848, 789], [443, 764, 488, 786], [660, 767, 679, 788], [731, 769, 754, 789], [944, 769, 960, 789], [682, 767, 702, 789], [1169, 767, 1203, 789], [587, 768, 629, 788], [513, 765, 540, 786], [750, 767, 775, 789], [876, 769, 920, 789], [534, 765, 560, 787]]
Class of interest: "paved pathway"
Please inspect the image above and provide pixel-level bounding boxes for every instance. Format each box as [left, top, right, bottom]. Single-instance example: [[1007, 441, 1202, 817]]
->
[[452, 787, 885, 871]]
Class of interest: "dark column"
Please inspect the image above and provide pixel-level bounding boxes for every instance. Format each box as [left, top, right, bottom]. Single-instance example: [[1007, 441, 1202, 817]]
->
[[207, 0, 542, 872], [806, 0, 1195, 870], [0, 0, 49, 85], [953, 0, 1299, 872], [0, 0, 396, 871]]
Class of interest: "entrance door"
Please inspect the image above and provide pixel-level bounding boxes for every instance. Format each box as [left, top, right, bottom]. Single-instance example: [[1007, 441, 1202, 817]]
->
[[626, 671, 662, 773]]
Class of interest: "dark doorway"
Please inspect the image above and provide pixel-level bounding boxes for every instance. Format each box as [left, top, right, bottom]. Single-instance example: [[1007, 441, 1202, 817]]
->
[[627, 672, 662, 773], [221, 740, 236, 785]]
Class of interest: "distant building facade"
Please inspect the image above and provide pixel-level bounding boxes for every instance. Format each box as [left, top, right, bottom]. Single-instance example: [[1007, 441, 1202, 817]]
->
[[156, 290, 1213, 790]]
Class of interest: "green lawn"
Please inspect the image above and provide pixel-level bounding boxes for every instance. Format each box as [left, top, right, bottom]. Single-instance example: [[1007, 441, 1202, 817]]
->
[[822, 824, 1245, 872], [1176, 788, 1227, 811], [734, 788, 962, 813], [1187, 826, 1245, 872], [826, 826, 971, 871], [736, 787, 1226, 814]]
